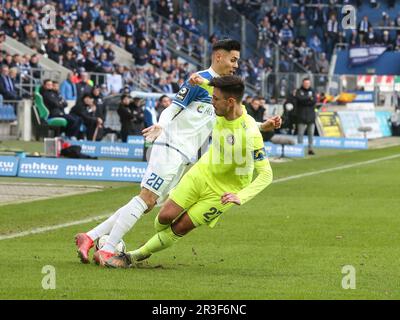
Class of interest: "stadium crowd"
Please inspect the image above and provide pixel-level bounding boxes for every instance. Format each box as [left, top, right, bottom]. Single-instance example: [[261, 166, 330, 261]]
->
[[217, 0, 400, 75], [1, 0, 400, 141], [0, 0, 203, 94]]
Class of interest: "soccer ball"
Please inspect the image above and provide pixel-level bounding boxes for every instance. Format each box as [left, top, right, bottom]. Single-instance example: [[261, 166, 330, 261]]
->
[[95, 235, 126, 254]]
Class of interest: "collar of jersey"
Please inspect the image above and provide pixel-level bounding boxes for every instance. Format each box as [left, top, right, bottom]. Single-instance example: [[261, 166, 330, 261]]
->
[[207, 67, 220, 78], [217, 109, 246, 127]]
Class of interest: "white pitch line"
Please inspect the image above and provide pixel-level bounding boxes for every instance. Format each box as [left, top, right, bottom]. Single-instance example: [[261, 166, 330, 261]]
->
[[1, 153, 399, 241], [273, 153, 400, 184], [0, 214, 111, 241]]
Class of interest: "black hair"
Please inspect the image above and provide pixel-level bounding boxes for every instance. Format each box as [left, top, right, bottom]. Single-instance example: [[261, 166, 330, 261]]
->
[[82, 93, 93, 101], [121, 94, 130, 101], [209, 75, 245, 103], [158, 94, 169, 102], [212, 39, 241, 52]]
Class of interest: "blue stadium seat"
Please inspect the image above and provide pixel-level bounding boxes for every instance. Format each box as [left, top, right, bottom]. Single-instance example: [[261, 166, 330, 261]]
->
[[0, 104, 16, 121]]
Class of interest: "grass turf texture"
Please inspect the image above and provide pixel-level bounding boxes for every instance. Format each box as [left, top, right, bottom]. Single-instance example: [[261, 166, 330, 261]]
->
[[0, 145, 399, 299]]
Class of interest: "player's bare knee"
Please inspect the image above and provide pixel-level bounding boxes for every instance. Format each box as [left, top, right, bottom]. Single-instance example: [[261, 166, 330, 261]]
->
[[158, 200, 184, 224], [171, 213, 195, 236], [158, 207, 175, 224]]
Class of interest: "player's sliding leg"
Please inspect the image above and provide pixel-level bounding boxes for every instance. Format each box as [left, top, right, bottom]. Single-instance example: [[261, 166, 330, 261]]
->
[[74, 233, 94, 264], [93, 188, 157, 266], [75, 189, 156, 264], [106, 199, 188, 268], [106, 210, 195, 269], [154, 198, 187, 232], [75, 207, 122, 263]]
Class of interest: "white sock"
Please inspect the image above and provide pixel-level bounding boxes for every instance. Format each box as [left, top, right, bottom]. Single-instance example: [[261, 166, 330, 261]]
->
[[87, 209, 122, 241], [102, 196, 148, 253]]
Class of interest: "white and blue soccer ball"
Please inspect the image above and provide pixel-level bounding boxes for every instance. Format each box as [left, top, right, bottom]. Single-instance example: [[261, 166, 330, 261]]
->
[[95, 235, 126, 254]]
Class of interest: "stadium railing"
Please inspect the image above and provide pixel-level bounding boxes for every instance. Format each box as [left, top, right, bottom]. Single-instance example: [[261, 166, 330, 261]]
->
[[16, 68, 62, 97], [261, 71, 398, 107]]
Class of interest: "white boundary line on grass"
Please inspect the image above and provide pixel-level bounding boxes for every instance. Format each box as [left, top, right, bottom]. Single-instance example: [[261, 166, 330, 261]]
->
[[0, 214, 111, 241], [1, 153, 399, 241]]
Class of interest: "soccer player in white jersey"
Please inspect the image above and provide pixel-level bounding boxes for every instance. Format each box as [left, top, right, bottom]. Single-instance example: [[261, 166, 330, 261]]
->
[[74, 39, 281, 266]]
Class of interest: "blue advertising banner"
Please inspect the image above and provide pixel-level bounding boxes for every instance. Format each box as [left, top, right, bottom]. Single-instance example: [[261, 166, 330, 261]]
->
[[0, 156, 19, 176], [264, 142, 305, 158], [65, 140, 144, 159], [127, 136, 145, 145], [273, 135, 368, 149], [18, 158, 147, 182], [349, 46, 387, 67], [302, 136, 368, 149], [351, 91, 374, 103]]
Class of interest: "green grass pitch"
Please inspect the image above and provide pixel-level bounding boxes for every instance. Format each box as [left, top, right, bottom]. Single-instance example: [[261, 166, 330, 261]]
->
[[0, 145, 399, 299]]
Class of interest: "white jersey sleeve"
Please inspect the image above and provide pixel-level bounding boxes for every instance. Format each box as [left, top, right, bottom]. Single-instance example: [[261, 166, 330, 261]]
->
[[155, 68, 218, 162]]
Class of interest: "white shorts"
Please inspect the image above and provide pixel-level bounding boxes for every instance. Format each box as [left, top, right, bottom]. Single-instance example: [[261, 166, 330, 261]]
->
[[140, 143, 191, 205]]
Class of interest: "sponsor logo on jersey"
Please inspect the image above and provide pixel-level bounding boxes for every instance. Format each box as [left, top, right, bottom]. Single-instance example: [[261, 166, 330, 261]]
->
[[226, 134, 235, 145], [197, 104, 214, 116], [253, 148, 267, 161], [176, 87, 190, 101]]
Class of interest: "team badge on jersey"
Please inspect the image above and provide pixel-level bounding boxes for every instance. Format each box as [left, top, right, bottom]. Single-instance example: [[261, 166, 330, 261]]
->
[[253, 147, 267, 161], [176, 87, 190, 101], [226, 134, 235, 145]]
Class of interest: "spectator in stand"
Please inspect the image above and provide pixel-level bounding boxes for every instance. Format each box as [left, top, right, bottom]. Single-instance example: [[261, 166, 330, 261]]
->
[[71, 94, 103, 141], [246, 97, 265, 124], [133, 39, 149, 66], [156, 94, 171, 121], [60, 72, 78, 112], [76, 72, 93, 103], [100, 83, 110, 98], [308, 33, 322, 53], [3, 53, 13, 68], [366, 26, 377, 45], [29, 54, 41, 80], [63, 50, 79, 71], [296, 12, 309, 41], [279, 23, 294, 45], [0, 64, 20, 102], [380, 30, 393, 50], [281, 89, 297, 135], [316, 52, 329, 74], [117, 94, 145, 142], [106, 67, 123, 94], [25, 30, 43, 53], [39, 79, 81, 138], [326, 13, 339, 59], [91, 85, 106, 124], [358, 16, 371, 45], [8, 67, 19, 95], [295, 78, 317, 155]]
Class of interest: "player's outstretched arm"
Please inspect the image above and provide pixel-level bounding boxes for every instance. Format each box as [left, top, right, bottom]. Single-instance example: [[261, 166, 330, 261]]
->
[[236, 158, 273, 205], [142, 124, 162, 142], [141, 103, 183, 142], [259, 115, 282, 132], [189, 73, 213, 95]]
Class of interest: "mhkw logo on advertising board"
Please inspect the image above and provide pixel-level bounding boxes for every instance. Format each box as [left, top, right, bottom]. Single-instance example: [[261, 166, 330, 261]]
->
[[66, 164, 104, 177], [20, 162, 59, 175]]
